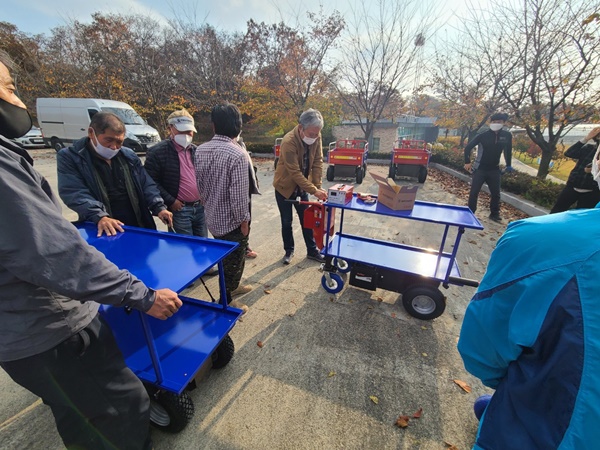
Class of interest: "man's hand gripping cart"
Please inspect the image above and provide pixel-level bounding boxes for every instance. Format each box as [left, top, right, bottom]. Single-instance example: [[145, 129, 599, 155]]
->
[[302, 196, 484, 320]]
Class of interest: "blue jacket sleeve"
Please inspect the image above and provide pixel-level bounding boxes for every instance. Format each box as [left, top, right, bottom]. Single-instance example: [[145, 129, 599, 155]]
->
[[57, 149, 109, 223]]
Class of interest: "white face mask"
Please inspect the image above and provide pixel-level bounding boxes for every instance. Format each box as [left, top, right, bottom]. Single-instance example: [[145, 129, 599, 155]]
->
[[592, 146, 600, 189], [489, 123, 503, 132], [174, 134, 193, 148], [91, 130, 120, 160], [302, 136, 317, 146]]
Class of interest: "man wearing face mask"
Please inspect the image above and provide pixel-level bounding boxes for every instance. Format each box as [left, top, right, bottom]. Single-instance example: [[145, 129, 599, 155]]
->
[[457, 179, 600, 449], [0, 49, 182, 450], [273, 109, 328, 265], [464, 112, 513, 223], [144, 109, 208, 238], [58, 112, 173, 237], [550, 126, 600, 213]]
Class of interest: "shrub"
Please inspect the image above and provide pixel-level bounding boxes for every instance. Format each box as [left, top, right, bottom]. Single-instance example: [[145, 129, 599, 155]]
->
[[430, 146, 464, 171], [247, 143, 274, 154]]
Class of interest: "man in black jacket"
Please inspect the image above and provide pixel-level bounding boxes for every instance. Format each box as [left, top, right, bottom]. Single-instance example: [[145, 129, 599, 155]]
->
[[144, 109, 207, 237], [464, 112, 513, 222], [550, 126, 600, 213]]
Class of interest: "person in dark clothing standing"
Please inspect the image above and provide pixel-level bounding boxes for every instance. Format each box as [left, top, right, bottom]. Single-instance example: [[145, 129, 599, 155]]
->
[[144, 109, 207, 237], [550, 126, 600, 213], [0, 49, 182, 450], [58, 112, 173, 236], [464, 112, 513, 222]]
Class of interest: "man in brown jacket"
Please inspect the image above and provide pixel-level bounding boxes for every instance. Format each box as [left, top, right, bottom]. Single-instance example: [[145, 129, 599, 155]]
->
[[273, 109, 328, 264]]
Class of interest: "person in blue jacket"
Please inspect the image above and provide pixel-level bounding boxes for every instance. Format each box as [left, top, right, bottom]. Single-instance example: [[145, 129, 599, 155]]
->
[[58, 112, 172, 236], [458, 202, 600, 449]]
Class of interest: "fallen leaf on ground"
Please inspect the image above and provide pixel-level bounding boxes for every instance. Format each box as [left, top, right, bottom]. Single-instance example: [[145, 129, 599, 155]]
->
[[421, 326, 427, 330], [257, 341, 264, 348], [422, 353, 428, 357], [328, 371, 336, 378], [391, 313, 396, 318], [395, 415, 410, 428], [412, 408, 423, 418], [377, 297, 383, 302], [263, 289, 272, 294], [444, 442, 459, 450], [453, 379, 472, 393], [369, 396, 379, 404]]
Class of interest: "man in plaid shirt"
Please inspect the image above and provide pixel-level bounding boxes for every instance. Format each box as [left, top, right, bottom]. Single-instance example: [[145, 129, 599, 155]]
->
[[195, 103, 252, 313]]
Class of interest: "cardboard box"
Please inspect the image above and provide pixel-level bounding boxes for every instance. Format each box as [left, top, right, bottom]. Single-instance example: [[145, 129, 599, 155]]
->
[[370, 172, 418, 211], [328, 183, 354, 205]]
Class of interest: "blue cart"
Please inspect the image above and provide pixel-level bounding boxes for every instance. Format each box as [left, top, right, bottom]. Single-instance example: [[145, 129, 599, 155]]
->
[[317, 196, 484, 320], [76, 222, 243, 432]]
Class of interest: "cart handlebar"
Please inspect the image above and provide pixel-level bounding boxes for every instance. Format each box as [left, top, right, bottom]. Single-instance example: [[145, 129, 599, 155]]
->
[[448, 276, 480, 288]]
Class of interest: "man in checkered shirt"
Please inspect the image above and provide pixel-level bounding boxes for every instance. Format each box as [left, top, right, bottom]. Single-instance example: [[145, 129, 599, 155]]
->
[[195, 103, 252, 313]]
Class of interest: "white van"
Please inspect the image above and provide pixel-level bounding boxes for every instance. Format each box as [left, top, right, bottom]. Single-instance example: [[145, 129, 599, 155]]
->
[[36, 98, 161, 152]]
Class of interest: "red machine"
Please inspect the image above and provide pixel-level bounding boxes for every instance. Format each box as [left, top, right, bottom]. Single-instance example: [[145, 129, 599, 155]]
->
[[388, 139, 431, 183], [273, 138, 282, 169], [302, 202, 335, 250], [326, 139, 369, 184]]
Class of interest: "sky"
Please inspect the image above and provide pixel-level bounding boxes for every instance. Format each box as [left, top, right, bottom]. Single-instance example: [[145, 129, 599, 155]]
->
[[2, 0, 472, 37]]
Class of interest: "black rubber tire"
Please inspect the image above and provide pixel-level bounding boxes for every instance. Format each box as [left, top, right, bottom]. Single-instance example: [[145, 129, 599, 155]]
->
[[148, 390, 194, 433], [362, 163, 367, 177], [124, 138, 144, 154], [388, 164, 396, 180], [211, 334, 235, 369], [418, 166, 428, 183], [356, 166, 363, 184], [402, 285, 446, 320], [326, 165, 335, 182], [274, 158, 279, 170], [51, 138, 64, 152]]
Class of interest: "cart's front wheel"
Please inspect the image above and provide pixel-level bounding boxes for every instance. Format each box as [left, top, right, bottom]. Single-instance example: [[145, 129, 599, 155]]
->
[[321, 273, 344, 294], [418, 166, 428, 183], [326, 165, 335, 181], [362, 162, 367, 177], [211, 334, 235, 369], [274, 158, 279, 170], [355, 166, 364, 184], [402, 285, 445, 320], [149, 390, 194, 433], [332, 257, 351, 273], [388, 164, 396, 180]]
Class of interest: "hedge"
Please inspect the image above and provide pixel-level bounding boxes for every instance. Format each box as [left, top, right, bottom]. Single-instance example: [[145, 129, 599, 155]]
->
[[429, 146, 564, 209]]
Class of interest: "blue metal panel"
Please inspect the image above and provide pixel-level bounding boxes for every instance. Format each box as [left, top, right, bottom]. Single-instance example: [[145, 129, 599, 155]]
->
[[325, 195, 484, 229], [76, 222, 237, 292], [326, 234, 461, 280]]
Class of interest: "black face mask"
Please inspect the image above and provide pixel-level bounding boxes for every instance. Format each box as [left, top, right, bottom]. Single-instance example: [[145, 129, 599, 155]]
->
[[0, 97, 32, 139]]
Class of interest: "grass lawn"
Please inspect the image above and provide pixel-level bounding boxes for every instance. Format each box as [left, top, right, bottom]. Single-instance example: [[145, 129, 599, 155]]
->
[[513, 152, 574, 182]]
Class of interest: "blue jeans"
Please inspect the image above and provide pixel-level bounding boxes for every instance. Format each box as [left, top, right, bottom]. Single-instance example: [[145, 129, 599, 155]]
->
[[172, 204, 207, 237], [275, 190, 318, 255]]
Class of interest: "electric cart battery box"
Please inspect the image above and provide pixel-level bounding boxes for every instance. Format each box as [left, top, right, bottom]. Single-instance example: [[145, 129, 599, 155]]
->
[[370, 172, 418, 211], [328, 184, 354, 205]]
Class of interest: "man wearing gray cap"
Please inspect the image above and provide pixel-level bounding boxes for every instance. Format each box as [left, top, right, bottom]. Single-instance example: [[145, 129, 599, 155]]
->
[[145, 109, 207, 238]]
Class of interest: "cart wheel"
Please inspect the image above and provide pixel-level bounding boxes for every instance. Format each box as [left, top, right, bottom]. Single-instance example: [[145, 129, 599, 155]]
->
[[326, 165, 335, 181], [362, 163, 367, 177], [356, 166, 364, 184], [274, 158, 278, 170], [418, 166, 428, 183], [321, 273, 344, 294], [211, 334, 235, 369], [388, 164, 396, 180], [148, 390, 195, 433], [402, 285, 445, 320], [332, 257, 351, 273]]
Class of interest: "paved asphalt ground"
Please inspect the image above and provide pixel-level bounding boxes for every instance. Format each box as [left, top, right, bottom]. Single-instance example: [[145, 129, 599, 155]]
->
[[0, 150, 515, 450]]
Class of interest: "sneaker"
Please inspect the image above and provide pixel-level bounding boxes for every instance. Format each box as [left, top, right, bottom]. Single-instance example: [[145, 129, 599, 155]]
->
[[246, 248, 258, 259], [231, 284, 253, 296], [488, 214, 502, 223], [206, 265, 219, 276], [229, 300, 249, 314], [307, 252, 325, 263], [283, 251, 294, 265]]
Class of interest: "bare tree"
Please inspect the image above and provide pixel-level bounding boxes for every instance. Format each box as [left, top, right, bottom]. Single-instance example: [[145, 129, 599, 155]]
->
[[462, 0, 600, 178], [334, 0, 438, 143]]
